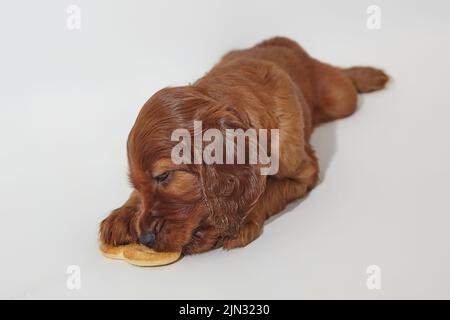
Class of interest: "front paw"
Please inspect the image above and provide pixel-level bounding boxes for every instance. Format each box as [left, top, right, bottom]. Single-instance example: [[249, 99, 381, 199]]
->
[[99, 207, 138, 246], [223, 220, 263, 250]]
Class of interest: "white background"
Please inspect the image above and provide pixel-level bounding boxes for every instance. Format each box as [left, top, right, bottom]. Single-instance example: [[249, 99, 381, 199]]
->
[[1, 0, 449, 299]]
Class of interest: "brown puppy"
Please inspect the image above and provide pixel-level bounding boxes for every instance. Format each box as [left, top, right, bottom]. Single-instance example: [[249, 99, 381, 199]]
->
[[99, 37, 388, 255]]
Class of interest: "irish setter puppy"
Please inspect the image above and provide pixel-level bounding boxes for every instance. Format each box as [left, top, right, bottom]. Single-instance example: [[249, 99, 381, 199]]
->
[[100, 37, 388, 254]]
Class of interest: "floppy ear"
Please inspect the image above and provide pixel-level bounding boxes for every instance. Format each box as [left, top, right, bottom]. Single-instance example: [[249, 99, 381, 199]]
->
[[196, 105, 267, 236], [201, 163, 266, 236]]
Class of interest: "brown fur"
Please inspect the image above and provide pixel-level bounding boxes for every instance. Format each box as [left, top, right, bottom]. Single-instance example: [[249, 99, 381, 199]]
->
[[99, 37, 388, 254]]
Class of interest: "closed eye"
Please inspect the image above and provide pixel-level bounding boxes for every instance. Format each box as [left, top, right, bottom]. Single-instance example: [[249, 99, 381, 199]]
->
[[154, 171, 170, 183]]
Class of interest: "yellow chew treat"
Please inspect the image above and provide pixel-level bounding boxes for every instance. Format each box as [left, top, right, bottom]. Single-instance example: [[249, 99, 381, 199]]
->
[[123, 244, 181, 267], [100, 243, 181, 267], [100, 243, 127, 260]]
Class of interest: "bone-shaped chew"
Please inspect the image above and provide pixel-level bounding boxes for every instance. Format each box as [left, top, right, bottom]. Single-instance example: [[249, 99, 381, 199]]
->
[[100, 243, 181, 267]]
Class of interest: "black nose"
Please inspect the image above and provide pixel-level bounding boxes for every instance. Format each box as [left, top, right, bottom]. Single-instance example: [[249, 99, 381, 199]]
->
[[139, 232, 155, 247]]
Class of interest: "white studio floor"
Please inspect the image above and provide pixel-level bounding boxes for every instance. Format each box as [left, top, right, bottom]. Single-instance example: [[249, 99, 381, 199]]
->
[[1, 0, 449, 299]]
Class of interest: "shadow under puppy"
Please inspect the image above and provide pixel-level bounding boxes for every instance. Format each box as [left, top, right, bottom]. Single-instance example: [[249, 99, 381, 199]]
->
[[100, 36, 388, 255]]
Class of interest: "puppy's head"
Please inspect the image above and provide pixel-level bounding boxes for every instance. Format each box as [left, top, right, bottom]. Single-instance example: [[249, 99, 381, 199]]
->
[[127, 86, 266, 254]]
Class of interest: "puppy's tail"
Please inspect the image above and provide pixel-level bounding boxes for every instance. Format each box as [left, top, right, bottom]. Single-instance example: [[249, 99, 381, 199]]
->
[[342, 66, 389, 93]]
